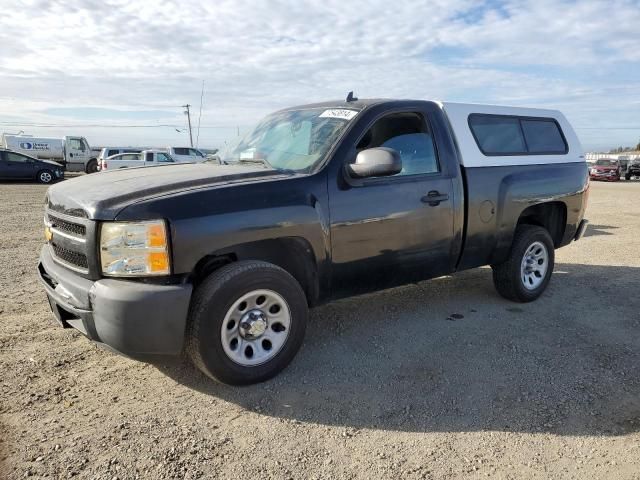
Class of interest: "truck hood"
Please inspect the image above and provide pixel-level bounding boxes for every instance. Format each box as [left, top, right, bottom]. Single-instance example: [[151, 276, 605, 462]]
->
[[46, 163, 289, 220]]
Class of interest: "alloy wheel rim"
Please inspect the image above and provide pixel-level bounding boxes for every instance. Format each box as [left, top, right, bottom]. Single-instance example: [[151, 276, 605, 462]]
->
[[520, 241, 548, 290], [220, 289, 291, 366], [41, 172, 52, 182]]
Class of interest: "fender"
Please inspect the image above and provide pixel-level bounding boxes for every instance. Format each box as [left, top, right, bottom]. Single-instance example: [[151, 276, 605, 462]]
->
[[115, 172, 332, 293]]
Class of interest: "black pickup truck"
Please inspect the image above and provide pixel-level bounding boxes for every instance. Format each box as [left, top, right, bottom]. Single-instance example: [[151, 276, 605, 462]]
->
[[39, 98, 589, 384]]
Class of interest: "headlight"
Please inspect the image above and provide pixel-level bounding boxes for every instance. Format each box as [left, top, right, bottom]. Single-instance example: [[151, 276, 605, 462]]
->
[[100, 220, 170, 276]]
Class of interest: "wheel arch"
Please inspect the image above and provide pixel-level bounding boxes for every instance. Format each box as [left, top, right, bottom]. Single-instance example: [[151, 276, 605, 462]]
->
[[190, 237, 320, 306], [516, 201, 567, 247]]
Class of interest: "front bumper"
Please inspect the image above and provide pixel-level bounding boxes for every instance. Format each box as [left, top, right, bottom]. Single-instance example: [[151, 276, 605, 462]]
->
[[38, 245, 193, 359], [590, 172, 619, 181]]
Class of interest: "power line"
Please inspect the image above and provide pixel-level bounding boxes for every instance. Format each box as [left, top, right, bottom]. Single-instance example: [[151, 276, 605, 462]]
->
[[0, 121, 241, 129]]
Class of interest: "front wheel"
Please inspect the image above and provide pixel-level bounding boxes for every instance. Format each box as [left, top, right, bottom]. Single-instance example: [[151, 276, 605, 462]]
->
[[186, 260, 308, 385], [492, 225, 555, 302]]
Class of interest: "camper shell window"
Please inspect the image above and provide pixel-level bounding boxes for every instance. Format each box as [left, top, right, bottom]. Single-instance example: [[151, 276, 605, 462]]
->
[[468, 114, 568, 156]]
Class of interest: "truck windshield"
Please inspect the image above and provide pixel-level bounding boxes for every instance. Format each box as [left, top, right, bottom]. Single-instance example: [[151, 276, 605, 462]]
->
[[219, 108, 358, 172], [595, 159, 615, 166]]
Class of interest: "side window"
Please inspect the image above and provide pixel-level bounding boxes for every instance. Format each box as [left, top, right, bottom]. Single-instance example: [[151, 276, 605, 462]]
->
[[7, 152, 29, 163], [157, 153, 173, 163], [189, 148, 204, 157], [521, 119, 567, 153], [469, 115, 526, 155], [174, 148, 189, 155], [107, 149, 119, 157], [354, 112, 439, 176], [68, 138, 85, 151], [146, 152, 154, 162]]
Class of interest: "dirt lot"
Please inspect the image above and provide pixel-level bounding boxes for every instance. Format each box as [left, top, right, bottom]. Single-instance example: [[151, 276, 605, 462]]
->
[[0, 179, 639, 480]]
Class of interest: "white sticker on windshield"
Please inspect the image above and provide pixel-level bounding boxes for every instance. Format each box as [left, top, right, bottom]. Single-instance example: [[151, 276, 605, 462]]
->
[[319, 109, 358, 120]]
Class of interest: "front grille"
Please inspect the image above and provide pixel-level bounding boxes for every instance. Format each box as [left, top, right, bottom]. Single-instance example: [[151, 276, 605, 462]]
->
[[45, 207, 94, 276], [52, 243, 89, 270], [48, 214, 86, 237]]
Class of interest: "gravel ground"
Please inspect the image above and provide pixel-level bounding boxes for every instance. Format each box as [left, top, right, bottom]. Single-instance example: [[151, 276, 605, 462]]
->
[[0, 179, 639, 480]]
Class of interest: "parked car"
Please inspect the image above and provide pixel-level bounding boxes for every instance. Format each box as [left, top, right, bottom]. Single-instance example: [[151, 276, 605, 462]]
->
[[166, 147, 208, 163], [38, 98, 588, 385], [589, 158, 621, 181], [99, 150, 175, 170], [0, 148, 64, 184], [625, 158, 640, 180]]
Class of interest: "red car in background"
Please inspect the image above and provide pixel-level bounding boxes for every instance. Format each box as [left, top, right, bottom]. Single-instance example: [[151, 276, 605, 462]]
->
[[590, 159, 621, 181]]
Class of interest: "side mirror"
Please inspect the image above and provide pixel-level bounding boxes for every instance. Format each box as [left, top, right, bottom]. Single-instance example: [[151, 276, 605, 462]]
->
[[347, 147, 402, 179]]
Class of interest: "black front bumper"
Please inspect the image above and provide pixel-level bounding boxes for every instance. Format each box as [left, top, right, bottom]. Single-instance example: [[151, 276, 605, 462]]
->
[[38, 245, 193, 359]]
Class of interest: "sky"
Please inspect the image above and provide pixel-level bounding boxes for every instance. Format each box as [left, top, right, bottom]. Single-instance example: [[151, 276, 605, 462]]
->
[[1, 0, 639, 152]]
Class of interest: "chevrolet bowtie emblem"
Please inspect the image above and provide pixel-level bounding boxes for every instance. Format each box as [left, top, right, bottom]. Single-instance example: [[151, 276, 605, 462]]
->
[[45, 226, 53, 242]]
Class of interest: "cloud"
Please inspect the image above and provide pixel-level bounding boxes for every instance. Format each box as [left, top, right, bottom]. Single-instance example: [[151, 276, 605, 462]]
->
[[0, 0, 638, 150]]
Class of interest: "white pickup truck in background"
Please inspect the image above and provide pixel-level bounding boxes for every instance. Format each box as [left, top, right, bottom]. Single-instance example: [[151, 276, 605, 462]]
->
[[98, 150, 175, 171], [166, 147, 208, 162]]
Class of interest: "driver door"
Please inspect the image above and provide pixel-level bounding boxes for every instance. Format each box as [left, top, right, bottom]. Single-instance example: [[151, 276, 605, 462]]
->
[[65, 137, 89, 168], [328, 107, 456, 296]]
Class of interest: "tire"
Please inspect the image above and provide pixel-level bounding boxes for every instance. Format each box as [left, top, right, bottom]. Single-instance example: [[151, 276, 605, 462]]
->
[[85, 159, 98, 174], [492, 225, 555, 303], [186, 260, 308, 385], [625, 174, 631, 181], [37, 169, 54, 184]]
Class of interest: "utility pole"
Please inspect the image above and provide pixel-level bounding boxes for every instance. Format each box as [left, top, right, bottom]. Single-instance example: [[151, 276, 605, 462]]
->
[[182, 104, 194, 147]]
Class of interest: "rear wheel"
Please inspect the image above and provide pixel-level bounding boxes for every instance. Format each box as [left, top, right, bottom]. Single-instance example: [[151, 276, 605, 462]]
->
[[186, 260, 308, 385], [492, 225, 555, 302], [37, 169, 54, 184], [626, 173, 631, 181]]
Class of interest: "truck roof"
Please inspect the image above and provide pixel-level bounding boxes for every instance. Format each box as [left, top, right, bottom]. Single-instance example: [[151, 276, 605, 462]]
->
[[279, 98, 568, 119]]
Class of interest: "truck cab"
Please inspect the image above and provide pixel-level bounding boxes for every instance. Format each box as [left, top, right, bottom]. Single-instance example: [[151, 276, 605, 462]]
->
[[62, 136, 95, 172], [38, 98, 589, 385]]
